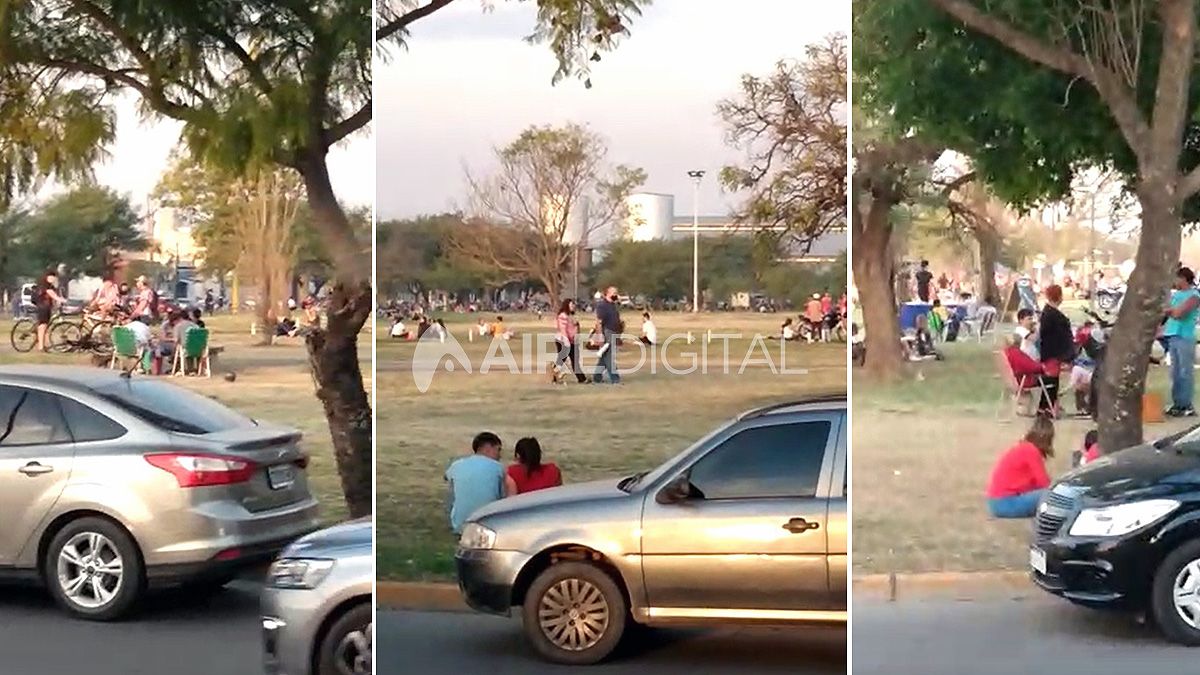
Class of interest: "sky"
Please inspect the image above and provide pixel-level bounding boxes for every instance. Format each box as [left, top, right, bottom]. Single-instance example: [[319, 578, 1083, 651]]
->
[[377, 0, 849, 220], [74, 94, 373, 212]]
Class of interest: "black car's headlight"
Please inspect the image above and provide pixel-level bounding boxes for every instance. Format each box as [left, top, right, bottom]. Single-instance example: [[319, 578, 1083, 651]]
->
[[267, 558, 335, 589], [1069, 499, 1180, 537]]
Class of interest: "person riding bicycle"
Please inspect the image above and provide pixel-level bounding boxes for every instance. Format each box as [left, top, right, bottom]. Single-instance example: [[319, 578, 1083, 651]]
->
[[88, 275, 123, 320]]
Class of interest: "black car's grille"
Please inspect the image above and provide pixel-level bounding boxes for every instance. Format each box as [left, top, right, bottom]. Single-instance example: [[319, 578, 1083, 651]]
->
[[1034, 490, 1078, 541]]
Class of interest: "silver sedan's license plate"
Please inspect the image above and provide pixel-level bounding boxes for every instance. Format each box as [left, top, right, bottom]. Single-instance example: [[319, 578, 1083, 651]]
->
[[267, 464, 295, 490], [1030, 547, 1047, 575]]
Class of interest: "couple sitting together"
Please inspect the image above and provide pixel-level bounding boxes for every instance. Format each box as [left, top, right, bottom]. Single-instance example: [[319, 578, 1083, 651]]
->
[[445, 432, 564, 533]]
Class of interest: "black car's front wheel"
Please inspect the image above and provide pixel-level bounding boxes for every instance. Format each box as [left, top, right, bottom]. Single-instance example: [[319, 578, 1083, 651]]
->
[[317, 602, 372, 675], [522, 561, 628, 665], [1152, 539, 1200, 645]]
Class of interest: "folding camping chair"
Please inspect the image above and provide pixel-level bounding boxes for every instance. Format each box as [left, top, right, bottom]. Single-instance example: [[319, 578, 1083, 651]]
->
[[996, 350, 1050, 419], [172, 327, 212, 377], [109, 326, 146, 373]]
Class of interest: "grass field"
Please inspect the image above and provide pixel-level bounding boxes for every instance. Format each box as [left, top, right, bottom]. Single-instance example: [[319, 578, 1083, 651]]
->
[[376, 311, 847, 581], [852, 329, 1193, 576], [0, 313, 371, 526]]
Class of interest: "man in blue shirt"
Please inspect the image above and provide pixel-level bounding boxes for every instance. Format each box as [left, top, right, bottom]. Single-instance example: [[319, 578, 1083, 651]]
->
[[1164, 267, 1200, 417], [445, 432, 506, 533], [593, 286, 623, 384]]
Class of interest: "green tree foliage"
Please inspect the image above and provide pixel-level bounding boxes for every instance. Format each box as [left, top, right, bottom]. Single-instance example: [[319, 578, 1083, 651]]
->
[[376, 0, 650, 87], [22, 185, 147, 282]]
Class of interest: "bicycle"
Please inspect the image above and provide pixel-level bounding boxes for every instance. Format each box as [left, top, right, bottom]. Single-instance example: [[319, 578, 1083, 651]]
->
[[10, 309, 77, 353], [52, 309, 122, 356]]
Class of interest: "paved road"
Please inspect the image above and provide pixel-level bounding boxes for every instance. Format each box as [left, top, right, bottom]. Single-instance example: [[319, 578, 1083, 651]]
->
[[380, 610, 845, 674], [854, 596, 1193, 673], [0, 580, 263, 674]]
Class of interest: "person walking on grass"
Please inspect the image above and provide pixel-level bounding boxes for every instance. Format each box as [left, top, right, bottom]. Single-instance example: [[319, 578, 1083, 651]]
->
[[986, 415, 1054, 518], [1165, 266, 1200, 417], [554, 298, 587, 384], [593, 286, 623, 384], [445, 432, 506, 534], [505, 437, 563, 497]]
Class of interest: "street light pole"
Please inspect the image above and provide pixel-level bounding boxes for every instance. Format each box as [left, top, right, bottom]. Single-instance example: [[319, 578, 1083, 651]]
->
[[687, 170, 705, 313]]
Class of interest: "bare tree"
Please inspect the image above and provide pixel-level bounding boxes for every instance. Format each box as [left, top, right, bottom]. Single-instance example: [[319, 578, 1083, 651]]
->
[[454, 123, 644, 306], [231, 170, 304, 343], [718, 33, 847, 251], [929, 0, 1198, 453]]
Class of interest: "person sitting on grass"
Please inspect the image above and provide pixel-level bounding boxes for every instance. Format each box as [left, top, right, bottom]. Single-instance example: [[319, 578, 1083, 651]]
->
[[909, 314, 941, 361], [1072, 429, 1101, 468], [390, 316, 407, 339], [490, 315, 512, 340], [445, 432, 506, 534], [986, 415, 1054, 518], [640, 312, 657, 345], [773, 317, 797, 341], [504, 437, 563, 497]]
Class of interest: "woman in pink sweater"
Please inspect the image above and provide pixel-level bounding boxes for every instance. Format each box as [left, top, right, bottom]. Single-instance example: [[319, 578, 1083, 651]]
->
[[555, 298, 587, 383]]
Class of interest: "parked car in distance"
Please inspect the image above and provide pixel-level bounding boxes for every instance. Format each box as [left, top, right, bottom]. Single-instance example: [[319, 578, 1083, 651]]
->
[[0, 365, 319, 620], [261, 518, 373, 675], [455, 395, 847, 664], [1031, 425, 1200, 645]]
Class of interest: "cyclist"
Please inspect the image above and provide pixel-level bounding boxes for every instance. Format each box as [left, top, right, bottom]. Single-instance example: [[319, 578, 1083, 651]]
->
[[88, 274, 122, 320], [34, 270, 65, 352]]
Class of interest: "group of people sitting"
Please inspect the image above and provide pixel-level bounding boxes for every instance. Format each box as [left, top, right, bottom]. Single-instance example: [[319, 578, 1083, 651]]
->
[[774, 291, 847, 342], [274, 296, 322, 338], [445, 432, 564, 533], [388, 312, 448, 341]]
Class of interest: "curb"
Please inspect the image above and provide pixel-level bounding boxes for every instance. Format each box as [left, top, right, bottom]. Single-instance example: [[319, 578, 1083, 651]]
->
[[377, 581, 467, 612], [379, 571, 1035, 611], [854, 571, 1034, 602]]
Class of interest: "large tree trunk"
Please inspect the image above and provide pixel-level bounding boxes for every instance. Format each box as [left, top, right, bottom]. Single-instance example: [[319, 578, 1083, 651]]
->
[[976, 229, 1001, 306], [296, 151, 373, 518], [854, 200, 904, 379], [1097, 190, 1182, 453]]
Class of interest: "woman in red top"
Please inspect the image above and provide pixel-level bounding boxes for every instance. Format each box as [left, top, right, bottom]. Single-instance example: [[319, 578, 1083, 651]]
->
[[505, 437, 563, 496], [986, 415, 1054, 518]]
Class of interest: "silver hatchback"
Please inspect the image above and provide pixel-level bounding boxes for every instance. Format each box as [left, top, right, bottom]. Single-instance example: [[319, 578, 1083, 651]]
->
[[0, 365, 320, 620], [455, 396, 848, 664]]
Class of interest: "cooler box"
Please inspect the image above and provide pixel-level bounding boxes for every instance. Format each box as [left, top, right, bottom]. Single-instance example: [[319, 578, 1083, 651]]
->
[[900, 302, 933, 330]]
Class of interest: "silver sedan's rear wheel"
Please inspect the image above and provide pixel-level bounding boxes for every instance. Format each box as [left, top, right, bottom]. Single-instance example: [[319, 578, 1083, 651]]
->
[[45, 517, 143, 620], [522, 561, 628, 665]]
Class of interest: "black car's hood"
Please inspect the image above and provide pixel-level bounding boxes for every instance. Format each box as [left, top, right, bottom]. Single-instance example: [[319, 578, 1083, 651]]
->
[[1060, 440, 1200, 502]]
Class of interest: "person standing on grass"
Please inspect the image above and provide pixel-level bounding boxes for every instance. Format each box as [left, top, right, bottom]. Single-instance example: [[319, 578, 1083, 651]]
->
[[986, 415, 1054, 518], [554, 298, 587, 384], [33, 270, 64, 352], [1037, 285, 1074, 416], [445, 432, 506, 534], [1164, 266, 1200, 417], [593, 286, 623, 384], [915, 260, 934, 303], [505, 437, 563, 497]]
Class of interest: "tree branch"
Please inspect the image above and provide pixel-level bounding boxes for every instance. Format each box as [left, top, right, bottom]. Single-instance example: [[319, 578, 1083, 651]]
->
[[929, 0, 1151, 159], [327, 99, 372, 146], [377, 0, 458, 42]]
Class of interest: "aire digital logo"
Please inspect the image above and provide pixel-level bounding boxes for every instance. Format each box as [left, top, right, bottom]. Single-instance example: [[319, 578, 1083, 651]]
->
[[410, 331, 473, 393]]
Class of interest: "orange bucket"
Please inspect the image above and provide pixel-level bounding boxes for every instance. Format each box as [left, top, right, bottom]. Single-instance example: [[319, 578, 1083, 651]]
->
[[1143, 392, 1165, 424]]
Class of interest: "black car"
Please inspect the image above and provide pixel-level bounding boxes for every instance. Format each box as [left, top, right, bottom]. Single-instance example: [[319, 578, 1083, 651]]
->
[[1030, 427, 1200, 644]]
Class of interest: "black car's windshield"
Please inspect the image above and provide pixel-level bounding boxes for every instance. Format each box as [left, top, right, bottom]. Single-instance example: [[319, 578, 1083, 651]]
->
[[96, 379, 254, 435]]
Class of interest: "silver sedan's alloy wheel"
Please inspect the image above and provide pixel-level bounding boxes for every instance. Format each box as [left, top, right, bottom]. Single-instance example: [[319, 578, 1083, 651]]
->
[[1173, 559, 1200, 630], [56, 532, 124, 610], [537, 578, 610, 652], [334, 622, 372, 675]]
